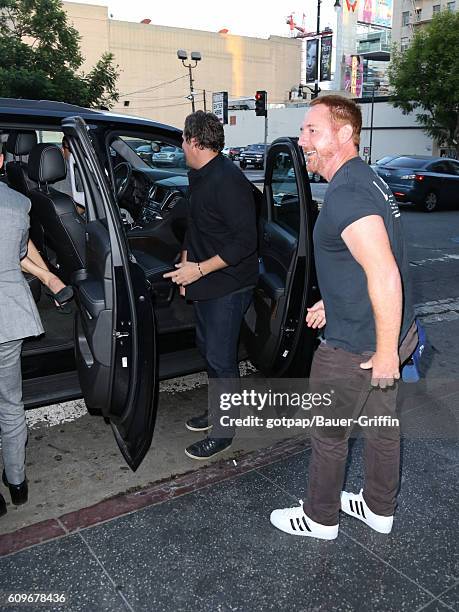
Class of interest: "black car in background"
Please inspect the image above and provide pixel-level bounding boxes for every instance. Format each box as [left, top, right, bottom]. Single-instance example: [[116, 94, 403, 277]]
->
[[0, 98, 317, 471], [375, 155, 459, 212], [239, 143, 268, 169]]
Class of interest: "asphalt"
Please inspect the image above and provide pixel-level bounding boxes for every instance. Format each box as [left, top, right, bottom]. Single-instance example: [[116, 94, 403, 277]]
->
[[0, 206, 458, 612]]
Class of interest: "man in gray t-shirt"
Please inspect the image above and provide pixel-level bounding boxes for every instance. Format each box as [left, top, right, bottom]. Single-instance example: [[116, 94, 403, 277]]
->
[[270, 96, 417, 541]]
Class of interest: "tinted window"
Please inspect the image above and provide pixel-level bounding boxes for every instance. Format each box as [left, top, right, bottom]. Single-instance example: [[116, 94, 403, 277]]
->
[[270, 150, 300, 237], [389, 157, 430, 169], [247, 144, 265, 151], [444, 161, 459, 176], [428, 162, 449, 173]]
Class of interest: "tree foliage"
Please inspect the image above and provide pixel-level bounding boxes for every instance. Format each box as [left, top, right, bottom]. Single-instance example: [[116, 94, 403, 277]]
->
[[388, 10, 459, 154], [0, 0, 119, 107]]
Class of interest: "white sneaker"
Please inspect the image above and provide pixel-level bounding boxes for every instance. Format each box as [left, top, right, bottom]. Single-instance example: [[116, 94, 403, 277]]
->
[[340, 489, 394, 534], [270, 501, 338, 540]]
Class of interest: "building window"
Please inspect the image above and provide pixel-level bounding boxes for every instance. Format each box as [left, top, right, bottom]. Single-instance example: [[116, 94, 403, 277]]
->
[[447, 1, 456, 10], [400, 37, 409, 51], [432, 4, 441, 14], [402, 11, 410, 25]]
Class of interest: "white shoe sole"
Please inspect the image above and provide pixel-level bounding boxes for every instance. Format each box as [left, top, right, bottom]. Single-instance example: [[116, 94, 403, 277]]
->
[[185, 423, 212, 433]]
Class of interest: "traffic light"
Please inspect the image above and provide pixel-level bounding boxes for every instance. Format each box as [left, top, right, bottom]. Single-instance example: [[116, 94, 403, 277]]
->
[[255, 90, 267, 116]]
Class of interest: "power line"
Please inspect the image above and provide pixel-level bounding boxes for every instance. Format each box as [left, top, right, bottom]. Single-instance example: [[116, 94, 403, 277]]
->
[[119, 75, 187, 98]]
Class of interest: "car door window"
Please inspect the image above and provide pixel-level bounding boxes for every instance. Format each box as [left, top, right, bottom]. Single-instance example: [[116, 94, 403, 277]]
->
[[429, 162, 448, 174], [119, 136, 187, 173], [443, 161, 459, 176], [270, 151, 300, 237]]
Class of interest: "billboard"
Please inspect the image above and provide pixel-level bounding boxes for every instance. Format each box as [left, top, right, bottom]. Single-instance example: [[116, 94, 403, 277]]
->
[[320, 36, 333, 82], [344, 55, 363, 98], [357, 0, 393, 28], [306, 39, 319, 83]]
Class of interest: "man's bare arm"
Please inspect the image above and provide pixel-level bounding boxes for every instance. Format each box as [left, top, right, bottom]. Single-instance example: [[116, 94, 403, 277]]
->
[[341, 215, 402, 387]]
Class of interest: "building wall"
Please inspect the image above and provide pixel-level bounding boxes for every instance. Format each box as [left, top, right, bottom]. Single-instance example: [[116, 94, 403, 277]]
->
[[63, 2, 301, 129], [223, 101, 434, 162], [393, 0, 458, 48]]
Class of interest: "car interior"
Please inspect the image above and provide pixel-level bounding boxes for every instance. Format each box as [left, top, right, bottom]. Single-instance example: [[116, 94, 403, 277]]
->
[[0, 123, 313, 408]]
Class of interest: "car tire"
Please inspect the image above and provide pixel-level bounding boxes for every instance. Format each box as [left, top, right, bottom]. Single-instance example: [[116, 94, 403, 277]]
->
[[240, 161, 247, 169], [420, 191, 438, 212]]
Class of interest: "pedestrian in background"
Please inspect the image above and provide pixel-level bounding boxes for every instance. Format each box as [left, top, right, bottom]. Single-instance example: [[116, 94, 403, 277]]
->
[[0, 147, 44, 516], [164, 111, 258, 460], [270, 95, 417, 540]]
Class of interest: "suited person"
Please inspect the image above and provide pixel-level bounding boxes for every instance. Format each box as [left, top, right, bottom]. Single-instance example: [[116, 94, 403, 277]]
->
[[0, 149, 44, 516]]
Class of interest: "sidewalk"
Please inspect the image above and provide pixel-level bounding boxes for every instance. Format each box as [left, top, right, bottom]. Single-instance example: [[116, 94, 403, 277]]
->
[[0, 431, 457, 612]]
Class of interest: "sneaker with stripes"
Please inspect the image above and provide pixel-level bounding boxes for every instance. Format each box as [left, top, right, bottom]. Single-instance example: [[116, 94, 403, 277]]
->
[[270, 501, 339, 540], [340, 489, 394, 534]]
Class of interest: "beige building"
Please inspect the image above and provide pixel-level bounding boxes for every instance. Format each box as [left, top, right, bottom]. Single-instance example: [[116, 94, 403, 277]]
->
[[63, 2, 301, 128], [392, 0, 458, 49]]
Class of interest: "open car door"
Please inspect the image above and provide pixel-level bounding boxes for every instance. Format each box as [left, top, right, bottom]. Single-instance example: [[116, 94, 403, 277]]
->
[[62, 116, 158, 471], [244, 137, 318, 377]]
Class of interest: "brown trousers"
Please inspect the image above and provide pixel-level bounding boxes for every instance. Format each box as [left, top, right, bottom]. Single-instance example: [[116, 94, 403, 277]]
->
[[303, 323, 418, 526]]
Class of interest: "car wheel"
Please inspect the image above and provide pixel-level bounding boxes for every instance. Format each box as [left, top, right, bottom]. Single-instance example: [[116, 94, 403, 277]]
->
[[240, 161, 247, 169], [421, 191, 438, 212]]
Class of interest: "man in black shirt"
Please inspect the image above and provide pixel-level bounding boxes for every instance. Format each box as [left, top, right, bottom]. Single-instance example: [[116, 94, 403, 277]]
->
[[164, 111, 258, 460], [270, 95, 417, 540]]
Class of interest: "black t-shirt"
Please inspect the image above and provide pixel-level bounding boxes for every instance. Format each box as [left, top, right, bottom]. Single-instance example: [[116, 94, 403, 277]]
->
[[313, 156, 414, 354], [184, 154, 258, 301]]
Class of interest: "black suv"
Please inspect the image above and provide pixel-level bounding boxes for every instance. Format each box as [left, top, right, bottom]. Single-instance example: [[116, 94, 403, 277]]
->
[[0, 98, 317, 471], [239, 144, 268, 169]]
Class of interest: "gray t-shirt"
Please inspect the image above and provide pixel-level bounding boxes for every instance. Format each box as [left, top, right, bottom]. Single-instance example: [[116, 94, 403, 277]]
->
[[313, 156, 414, 354]]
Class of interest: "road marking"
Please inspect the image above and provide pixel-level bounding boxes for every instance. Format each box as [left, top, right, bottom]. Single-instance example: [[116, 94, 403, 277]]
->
[[410, 254, 459, 266], [415, 297, 459, 324], [25, 360, 257, 430]]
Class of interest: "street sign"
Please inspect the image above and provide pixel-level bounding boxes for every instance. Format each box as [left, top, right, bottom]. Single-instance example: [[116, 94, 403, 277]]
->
[[212, 91, 228, 125]]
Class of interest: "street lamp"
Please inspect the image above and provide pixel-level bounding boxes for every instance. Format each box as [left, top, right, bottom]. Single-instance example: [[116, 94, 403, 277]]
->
[[177, 50, 202, 113], [312, 0, 341, 98], [368, 79, 380, 165]]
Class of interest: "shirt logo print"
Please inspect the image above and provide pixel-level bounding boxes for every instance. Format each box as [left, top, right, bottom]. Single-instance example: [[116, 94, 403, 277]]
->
[[372, 179, 401, 218]]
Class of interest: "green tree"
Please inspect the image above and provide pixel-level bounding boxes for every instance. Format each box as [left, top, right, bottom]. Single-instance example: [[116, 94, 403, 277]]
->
[[0, 0, 119, 107], [388, 10, 459, 155]]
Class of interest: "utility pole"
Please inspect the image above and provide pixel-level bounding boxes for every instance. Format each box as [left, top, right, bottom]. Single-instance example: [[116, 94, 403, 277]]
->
[[187, 64, 195, 112], [314, 0, 321, 99], [177, 50, 202, 113], [203, 89, 207, 112], [368, 80, 380, 165]]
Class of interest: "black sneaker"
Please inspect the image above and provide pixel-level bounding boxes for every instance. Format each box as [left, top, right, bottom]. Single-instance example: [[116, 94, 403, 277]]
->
[[185, 437, 233, 460], [185, 412, 212, 433]]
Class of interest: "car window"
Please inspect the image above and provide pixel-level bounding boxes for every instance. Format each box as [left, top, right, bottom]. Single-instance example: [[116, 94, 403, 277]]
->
[[444, 161, 459, 176], [428, 162, 449, 173], [389, 157, 429, 169], [118, 136, 187, 174], [270, 150, 300, 237]]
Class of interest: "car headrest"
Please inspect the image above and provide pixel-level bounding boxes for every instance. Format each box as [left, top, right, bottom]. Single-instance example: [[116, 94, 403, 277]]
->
[[6, 130, 38, 156], [28, 144, 66, 184]]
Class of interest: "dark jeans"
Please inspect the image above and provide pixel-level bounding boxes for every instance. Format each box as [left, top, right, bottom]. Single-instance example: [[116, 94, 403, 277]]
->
[[194, 289, 253, 438], [303, 323, 419, 526]]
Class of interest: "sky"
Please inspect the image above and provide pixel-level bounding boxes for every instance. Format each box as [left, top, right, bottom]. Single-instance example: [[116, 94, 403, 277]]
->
[[70, 0, 338, 39]]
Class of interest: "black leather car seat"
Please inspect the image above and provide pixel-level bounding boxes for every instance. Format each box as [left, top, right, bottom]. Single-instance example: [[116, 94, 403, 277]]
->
[[5, 130, 38, 196], [28, 144, 86, 284]]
